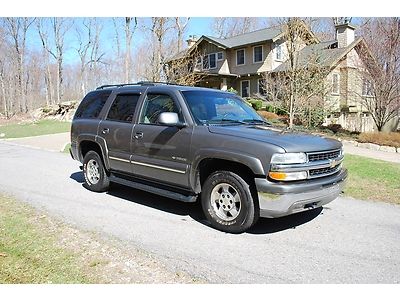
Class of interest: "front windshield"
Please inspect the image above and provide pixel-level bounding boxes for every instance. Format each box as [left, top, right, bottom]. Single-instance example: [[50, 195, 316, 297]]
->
[[181, 90, 267, 125]]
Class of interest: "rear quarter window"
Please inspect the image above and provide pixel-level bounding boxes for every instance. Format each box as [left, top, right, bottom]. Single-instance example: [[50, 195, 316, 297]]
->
[[74, 90, 112, 119]]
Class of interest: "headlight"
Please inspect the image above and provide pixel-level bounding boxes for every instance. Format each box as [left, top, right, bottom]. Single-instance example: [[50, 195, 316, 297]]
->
[[268, 171, 308, 181], [270, 152, 307, 164]]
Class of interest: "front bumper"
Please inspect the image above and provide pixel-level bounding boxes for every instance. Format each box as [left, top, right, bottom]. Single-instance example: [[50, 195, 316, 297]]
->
[[256, 168, 347, 218]]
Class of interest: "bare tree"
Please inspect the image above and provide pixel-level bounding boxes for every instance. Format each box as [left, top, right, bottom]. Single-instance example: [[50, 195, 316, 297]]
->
[[164, 47, 207, 86], [4, 17, 35, 112], [37, 18, 54, 105], [124, 17, 137, 82], [357, 17, 400, 131], [174, 17, 190, 53], [212, 17, 261, 38], [262, 18, 330, 128]]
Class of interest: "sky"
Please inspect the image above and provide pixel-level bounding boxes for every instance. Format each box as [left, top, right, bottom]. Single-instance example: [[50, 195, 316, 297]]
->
[[22, 17, 215, 66]]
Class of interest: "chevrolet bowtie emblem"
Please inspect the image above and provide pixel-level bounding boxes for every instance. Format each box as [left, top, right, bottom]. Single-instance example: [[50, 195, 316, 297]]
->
[[329, 159, 337, 168]]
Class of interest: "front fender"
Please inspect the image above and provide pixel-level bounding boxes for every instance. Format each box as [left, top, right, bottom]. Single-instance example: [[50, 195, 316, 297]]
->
[[190, 148, 265, 192]]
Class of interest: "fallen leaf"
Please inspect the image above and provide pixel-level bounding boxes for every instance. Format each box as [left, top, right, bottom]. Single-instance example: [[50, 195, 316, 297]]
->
[[0, 253, 7, 257]]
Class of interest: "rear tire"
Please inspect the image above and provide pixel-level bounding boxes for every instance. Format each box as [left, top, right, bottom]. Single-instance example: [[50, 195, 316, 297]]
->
[[201, 171, 258, 233], [83, 150, 110, 192]]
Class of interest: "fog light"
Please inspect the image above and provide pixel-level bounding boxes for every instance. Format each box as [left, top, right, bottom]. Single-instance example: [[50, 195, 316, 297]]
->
[[269, 171, 308, 181]]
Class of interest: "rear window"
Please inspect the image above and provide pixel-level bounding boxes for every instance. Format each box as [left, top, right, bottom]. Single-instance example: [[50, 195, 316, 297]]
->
[[107, 94, 140, 123], [74, 90, 112, 119]]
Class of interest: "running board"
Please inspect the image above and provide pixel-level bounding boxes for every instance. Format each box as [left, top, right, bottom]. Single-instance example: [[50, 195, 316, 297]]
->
[[109, 174, 197, 203]]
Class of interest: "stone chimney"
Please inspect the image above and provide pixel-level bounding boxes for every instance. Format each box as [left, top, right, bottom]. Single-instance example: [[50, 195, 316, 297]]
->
[[186, 35, 198, 48], [333, 17, 355, 48]]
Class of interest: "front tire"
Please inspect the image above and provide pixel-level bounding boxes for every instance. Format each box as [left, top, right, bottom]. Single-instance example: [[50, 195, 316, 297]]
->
[[201, 171, 258, 233], [83, 150, 110, 192]]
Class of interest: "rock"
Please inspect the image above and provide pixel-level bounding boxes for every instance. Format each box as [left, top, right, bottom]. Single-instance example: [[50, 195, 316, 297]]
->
[[397, 148, 400, 153], [379, 146, 397, 153], [358, 142, 380, 151]]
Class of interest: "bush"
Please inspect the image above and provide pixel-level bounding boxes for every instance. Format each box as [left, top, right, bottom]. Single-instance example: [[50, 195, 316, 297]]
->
[[247, 99, 263, 111], [326, 124, 343, 134], [227, 87, 238, 94], [257, 111, 279, 120], [265, 104, 287, 116], [358, 132, 400, 148]]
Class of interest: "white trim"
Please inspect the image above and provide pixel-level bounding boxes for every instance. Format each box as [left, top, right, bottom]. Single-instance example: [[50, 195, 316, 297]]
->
[[109, 156, 130, 163], [331, 73, 340, 95], [253, 45, 263, 63], [240, 80, 250, 97], [131, 160, 186, 174], [236, 48, 245, 66]]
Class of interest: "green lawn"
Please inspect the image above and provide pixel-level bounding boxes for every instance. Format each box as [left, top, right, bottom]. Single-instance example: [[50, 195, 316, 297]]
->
[[0, 119, 71, 139], [0, 195, 91, 283], [343, 154, 400, 204]]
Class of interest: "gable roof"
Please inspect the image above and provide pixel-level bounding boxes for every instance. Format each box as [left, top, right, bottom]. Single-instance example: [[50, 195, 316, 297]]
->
[[168, 22, 320, 62], [204, 25, 285, 48], [272, 37, 366, 72]]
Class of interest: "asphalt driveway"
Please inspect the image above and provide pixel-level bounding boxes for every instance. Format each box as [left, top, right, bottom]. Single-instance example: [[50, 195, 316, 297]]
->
[[0, 141, 399, 283]]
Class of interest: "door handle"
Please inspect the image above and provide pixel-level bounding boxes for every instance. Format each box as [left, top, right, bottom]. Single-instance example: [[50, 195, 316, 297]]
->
[[134, 132, 144, 139], [102, 128, 110, 134]]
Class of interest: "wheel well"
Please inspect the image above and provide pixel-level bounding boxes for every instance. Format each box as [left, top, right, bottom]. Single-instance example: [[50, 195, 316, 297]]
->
[[198, 158, 255, 186], [79, 140, 103, 160]]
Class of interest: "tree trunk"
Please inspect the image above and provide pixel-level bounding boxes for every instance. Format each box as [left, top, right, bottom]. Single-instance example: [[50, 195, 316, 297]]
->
[[0, 70, 8, 118]]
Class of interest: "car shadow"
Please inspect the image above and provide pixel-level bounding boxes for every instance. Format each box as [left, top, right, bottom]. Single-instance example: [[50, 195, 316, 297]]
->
[[247, 207, 323, 234], [70, 171, 85, 183], [70, 171, 324, 235]]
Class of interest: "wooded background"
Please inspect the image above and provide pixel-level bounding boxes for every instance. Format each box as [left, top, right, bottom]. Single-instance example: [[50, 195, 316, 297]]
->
[[0, 17, 398, 126]]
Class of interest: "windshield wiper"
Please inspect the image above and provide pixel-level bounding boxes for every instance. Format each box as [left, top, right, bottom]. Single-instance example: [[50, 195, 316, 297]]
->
[[242, 119, 271, 126], [206, 119, 247, 125]]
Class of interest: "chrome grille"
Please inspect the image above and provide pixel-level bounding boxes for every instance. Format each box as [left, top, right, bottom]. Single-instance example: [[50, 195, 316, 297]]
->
[[309, 164, 341, 178], [308, 149, 341, 162]]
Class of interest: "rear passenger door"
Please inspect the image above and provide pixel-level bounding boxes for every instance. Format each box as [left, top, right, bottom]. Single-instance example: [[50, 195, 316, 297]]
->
[[99, 93, 141, 173]]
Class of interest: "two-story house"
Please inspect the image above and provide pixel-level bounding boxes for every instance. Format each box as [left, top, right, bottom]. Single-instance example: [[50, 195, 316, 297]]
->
[[170, 21, 386, 132]]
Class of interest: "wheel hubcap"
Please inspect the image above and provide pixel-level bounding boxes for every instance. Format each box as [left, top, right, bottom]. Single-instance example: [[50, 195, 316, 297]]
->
[[86, 159, 100, 185], [210, 183, 241, 221]]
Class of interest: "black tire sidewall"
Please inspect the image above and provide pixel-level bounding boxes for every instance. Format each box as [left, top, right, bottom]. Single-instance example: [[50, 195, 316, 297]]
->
[[83, 151, 109, 192], [201, 171, 256, 233]]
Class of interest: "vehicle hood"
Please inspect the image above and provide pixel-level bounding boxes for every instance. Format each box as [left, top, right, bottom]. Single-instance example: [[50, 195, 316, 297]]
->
[[207, 125, 342, 153]]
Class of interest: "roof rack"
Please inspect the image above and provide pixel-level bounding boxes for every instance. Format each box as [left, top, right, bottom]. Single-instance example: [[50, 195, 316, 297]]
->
[[96, 81, 185, 90]]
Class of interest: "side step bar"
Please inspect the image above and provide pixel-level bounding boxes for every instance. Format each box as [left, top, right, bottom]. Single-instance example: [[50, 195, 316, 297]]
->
[[109, 174, 198, 203]]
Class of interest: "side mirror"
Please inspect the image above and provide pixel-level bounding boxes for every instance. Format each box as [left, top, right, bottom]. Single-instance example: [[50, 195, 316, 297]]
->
[[157, 112, 186, 128]]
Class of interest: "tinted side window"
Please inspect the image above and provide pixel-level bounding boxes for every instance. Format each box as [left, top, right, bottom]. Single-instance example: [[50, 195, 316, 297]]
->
[[140, 94, 182, 124], [74, 90, 111, 119], [107, 94, 140, 123]]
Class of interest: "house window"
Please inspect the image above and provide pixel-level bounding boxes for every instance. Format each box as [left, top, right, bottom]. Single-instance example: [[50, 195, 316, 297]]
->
[[258, 78, 266, 95], [332, 73, 340, 95], [209, 53, 216, 69], [195, 57, 202, 70], [217, 52, 223, 61], [202, 55, 209, 70], [202, 53, 217, 70], [241, 80, 250, 98], [253, 46, 263, 63], [275, 43, 282, 61], [236, 49, 245, 65], [362, 78, 373, 96]]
